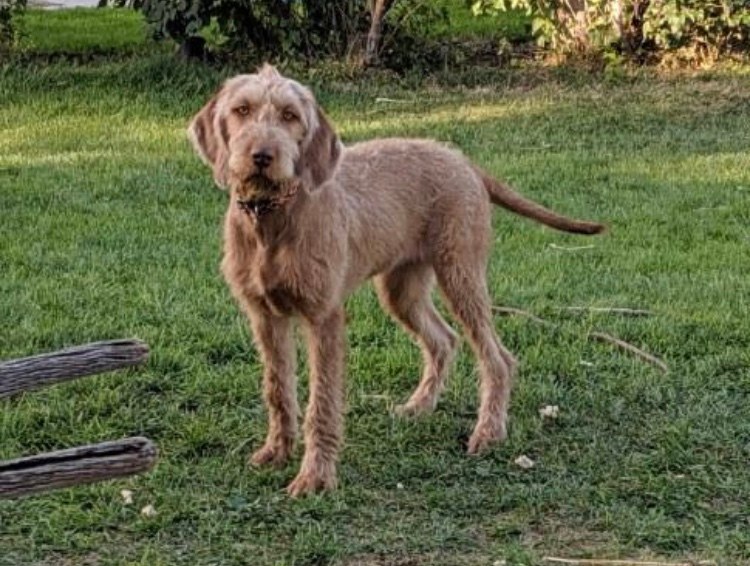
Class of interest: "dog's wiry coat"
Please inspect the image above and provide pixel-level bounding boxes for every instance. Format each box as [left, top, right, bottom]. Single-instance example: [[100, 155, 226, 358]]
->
[[188, 65, 604, 496]]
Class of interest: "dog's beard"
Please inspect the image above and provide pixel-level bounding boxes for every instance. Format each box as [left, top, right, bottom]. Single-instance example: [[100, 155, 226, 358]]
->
[[233, 174, 283, 200], [232, 174, 300, 217]]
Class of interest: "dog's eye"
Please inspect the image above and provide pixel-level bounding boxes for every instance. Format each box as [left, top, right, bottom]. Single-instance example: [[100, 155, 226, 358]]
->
[[235, 105, 250, 116], [282, 109, 298, 122]]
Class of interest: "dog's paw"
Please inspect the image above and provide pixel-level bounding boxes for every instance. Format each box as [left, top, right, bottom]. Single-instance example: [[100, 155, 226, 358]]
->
[[466, 421, 507, 455], [394, 401, 431, 418], [286, 468, 337, 497], [249, 442, 293, 468], [394, 394, 437, 418]]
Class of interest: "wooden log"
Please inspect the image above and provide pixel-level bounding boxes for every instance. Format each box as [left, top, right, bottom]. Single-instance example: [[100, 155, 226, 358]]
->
[[0, 339, 149, 399], [0, 437, 158, 499]]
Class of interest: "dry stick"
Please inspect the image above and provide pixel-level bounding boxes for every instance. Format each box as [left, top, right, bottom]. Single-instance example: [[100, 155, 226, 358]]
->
[[590, 331, 669, 373], [492, 306, 669, 373], [0, 339, 149, 399], [558, 306, 653, 317], [375, 97, 412, 104], [0, 437, 158, 499], [491, 306, 556, 328], [548, 243, 595, 251], [542, 557, 695, 566]]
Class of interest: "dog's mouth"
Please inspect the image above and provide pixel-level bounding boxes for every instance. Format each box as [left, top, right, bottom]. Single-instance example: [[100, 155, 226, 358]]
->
[[237, 195, 277, 217], [234, 176, 300, 218]]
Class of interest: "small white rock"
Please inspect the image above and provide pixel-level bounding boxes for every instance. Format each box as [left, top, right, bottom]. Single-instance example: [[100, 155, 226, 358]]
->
[[140, 504, 157, 518], [539, 404, 560, 419], [120, 489, 134, 505], [514, 455, 535, 469], [396, 482, 404, 490], [493, 560, 507, 566]]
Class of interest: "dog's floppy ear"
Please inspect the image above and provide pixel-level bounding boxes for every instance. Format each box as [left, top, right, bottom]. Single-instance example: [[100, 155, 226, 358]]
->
[[188, 90, 230, 190], [298, 105, 341, 189]]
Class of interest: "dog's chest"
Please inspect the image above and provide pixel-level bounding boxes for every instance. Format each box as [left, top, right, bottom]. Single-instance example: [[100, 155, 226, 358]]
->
[[224, 217, 333, 318], [245, 248, 309, 317]]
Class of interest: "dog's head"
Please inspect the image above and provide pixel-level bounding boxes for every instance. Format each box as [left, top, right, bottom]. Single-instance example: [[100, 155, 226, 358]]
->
[[188, 64, 341, 200]]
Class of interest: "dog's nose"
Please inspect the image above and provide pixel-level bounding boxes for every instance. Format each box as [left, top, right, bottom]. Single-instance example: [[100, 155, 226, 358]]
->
[[252, 151, 273, 169]]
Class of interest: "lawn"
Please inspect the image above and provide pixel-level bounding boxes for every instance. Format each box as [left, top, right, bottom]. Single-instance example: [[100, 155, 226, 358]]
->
[[1, 8, 750, 566], [17, 8, 148, 54]]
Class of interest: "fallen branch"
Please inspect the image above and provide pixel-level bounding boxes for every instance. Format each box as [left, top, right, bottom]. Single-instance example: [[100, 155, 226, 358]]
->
[[542, 557, 696, 566], [375, 97, 412, 104], [493, 306, 668, 372], [590, 331, 669, 373], [548, 243, 595, 251], [491, 306, 555, 328], [558, 306, 653, 317], [0, 437, 158, 499], [0, 339, 149, 399]]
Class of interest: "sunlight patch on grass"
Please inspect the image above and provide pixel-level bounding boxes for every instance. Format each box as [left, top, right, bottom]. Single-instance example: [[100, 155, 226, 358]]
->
[[340, 99, 552, 138]]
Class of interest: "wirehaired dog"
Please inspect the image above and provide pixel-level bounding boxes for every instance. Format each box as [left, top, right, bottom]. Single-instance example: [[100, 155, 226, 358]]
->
[[188, 64, 604, 496]]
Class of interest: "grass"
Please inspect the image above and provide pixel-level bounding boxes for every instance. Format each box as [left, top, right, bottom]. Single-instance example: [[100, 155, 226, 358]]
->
[[430, 0, 531, 42], [2, 8, 750, 566], [17, 8, 148, 54]]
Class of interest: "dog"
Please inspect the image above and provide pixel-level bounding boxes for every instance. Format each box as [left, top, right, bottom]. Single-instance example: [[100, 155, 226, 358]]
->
[[188, 64, 604, 496]]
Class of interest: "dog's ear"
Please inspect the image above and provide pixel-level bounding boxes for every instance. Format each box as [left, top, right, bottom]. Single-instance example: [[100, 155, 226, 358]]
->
[[298, 106, 341, 189], [188, 90, 230, 190]]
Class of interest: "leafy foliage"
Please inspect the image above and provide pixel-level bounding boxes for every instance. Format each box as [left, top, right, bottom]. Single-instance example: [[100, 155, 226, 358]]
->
[[138, 0, 455, 68], [0, 0, 25, 51], [472, 0, 750, 63], [376, 0, 452, 69], [140, 0, 369, 59], [644, 0, 750, 63]]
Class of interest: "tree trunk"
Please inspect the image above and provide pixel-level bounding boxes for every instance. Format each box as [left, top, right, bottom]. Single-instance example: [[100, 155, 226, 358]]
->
[[0, 339, 149, 399], [364, 0, 395, 67], [0, 437, 158, 499], [177, 35, 207, 62], [623, 0, 651, 60]]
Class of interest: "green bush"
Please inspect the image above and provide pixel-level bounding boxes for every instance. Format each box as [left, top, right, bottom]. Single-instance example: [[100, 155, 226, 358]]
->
[[140, 0, 368, 59], [0, 0, 25, 51], [472, 0, 750, 64], [644, 0, 750, 63]]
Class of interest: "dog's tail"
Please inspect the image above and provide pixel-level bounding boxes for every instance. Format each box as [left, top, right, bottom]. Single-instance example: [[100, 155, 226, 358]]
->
[[476, 167, 605, 235]]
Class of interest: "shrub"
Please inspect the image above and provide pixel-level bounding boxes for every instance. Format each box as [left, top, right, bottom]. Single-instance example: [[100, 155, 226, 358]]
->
[[139, 0, 369, 60], [138, 0, 450, 69], [471, 0, 750, 64], [0, 0, 25, 52]]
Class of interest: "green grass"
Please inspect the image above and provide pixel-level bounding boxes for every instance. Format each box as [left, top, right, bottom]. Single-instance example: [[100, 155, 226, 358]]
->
[[17, 8, 149, 54], [2, 11, 750, 566], [430, 0, 531, 42]]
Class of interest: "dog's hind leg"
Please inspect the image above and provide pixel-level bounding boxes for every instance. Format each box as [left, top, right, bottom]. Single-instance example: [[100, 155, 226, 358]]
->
[[434, 255, 517, 455], [374, 263, 458, 416]]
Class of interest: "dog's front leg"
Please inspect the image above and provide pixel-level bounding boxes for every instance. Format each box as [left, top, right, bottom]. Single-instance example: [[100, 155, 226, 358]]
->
[[247, 310, 298, 468], [287, 307, 346, 497]]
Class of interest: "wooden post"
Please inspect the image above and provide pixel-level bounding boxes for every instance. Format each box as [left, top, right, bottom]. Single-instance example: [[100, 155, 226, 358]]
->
[[0, 339, 149, 399], [0, 437, 158, 499]]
